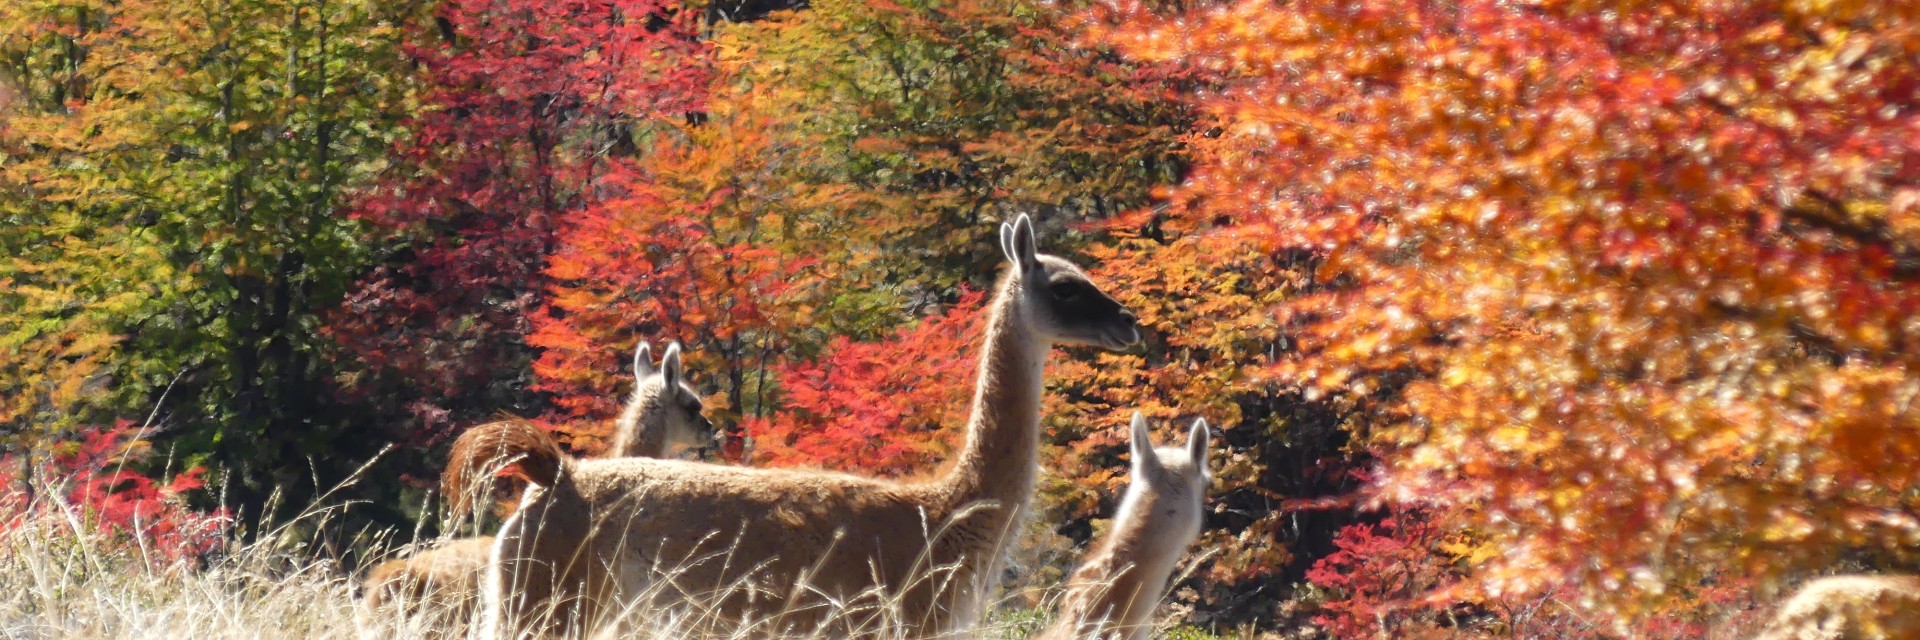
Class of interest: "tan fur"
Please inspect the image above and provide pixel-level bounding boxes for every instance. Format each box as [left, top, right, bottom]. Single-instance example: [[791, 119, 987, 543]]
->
[[443, 417, 569, 522], [361, 536, 497, 628], [362, 343, 713, 637], [610, 341, 714, 459], [450, 215, 1141, 639], [1041, 414, 1210, 640], [353, 421, 573, 640], [1753, 575, 1920, 640], [352, 419, 567, 637]]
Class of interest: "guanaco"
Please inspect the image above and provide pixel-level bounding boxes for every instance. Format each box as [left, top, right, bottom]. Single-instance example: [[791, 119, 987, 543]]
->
[[445, 214, 1141, 638], [609, 340, 716, 459], [1041, 412, 1210, 640], [362, 341, 717, 634]]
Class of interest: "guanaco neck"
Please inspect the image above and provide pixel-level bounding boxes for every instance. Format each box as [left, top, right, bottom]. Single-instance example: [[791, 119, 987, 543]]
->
[[1092, 486, 1187, 586], [1062, 486, 1191, 631], [610, 383, 666, 458], [938, 269, 1048, 513]]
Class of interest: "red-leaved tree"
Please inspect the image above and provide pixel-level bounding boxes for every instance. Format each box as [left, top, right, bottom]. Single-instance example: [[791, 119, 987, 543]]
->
[[330, 0, 709, 440], [3, 421, 227, 564], [1306, 511, 1481, 640], [744, 290, 987, 476], [1308, 507, 1762, 639]]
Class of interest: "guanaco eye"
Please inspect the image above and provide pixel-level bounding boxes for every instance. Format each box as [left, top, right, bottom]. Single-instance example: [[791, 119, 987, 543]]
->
[[1048, 281, 1083, 300]]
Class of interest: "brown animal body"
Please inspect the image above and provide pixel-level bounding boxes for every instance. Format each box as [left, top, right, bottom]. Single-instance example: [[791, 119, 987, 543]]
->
[[446, 214, 1141, 639], [360, 536, 496, 631], [1041, 413, 1210, 640], [361, 343, 715, 636], [1753, 574, 1920, 640]]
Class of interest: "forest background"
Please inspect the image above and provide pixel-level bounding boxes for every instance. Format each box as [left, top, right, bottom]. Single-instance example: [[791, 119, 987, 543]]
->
[[3, 0, 1918, 637]]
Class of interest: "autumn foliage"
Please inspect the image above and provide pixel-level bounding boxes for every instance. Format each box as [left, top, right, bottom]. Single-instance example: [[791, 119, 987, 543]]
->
[[745, 290, 986, 476], [332, 0, 710, 438], [3, 421, 227, 564], [7, 0, 1920, 635], [1096, 0, 1920, 628], [1306, 511, 1500, 640], [0, 0, 420, 521], [527, 123, 813, 453]]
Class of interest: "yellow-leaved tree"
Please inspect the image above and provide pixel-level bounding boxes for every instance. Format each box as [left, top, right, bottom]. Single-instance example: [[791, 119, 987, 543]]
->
[[1096, 0, 1920, 630]]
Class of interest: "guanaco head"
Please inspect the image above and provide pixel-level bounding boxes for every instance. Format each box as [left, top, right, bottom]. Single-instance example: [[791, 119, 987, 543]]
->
[[1127, 412, 1211, 548], [999, 213, 1140, 351], [631, 340, 718, 454]]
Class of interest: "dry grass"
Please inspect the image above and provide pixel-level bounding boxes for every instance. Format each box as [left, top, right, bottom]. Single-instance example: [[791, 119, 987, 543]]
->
[[0, 446, 1230, 640], [0, 487, 1089, 640], [0, 492, 369, 640]]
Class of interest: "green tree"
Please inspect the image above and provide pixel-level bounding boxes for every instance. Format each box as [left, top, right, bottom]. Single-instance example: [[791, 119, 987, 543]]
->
[[0, 0, 417, 522], [717, 0, 1191, 324]]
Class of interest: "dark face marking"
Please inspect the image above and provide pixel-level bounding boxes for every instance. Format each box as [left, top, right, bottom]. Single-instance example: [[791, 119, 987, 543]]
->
[[655, 378, 719, 459], [1048, 277, 1128, 323], [680, 392, 714, 434], [1032, 258, 1140, 350]]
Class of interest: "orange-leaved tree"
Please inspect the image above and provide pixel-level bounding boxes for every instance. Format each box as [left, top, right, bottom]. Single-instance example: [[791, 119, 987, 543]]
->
[[744, 290, 987, 476], [1097, 0, 1920, 627], [1052, 223, 1366, 619], [527, 114, 818, 453]]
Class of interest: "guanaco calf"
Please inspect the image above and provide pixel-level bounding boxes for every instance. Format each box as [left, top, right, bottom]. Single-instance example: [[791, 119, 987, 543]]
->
[[1041, 413, 1211, 640], [447, 214, 1142, 639], [361, 341, 715, 634], [1752, 574, 1920, 640]]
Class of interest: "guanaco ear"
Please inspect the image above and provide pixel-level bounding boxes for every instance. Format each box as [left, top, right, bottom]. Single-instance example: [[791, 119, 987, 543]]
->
[[999, 213, 1038, 271], [661, 341, 684, 388], [633, 341, 655, 380], [1129, 411, 1158, 472], [999, 220, 1017, 268], [1188, 418, 1212, 481]]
